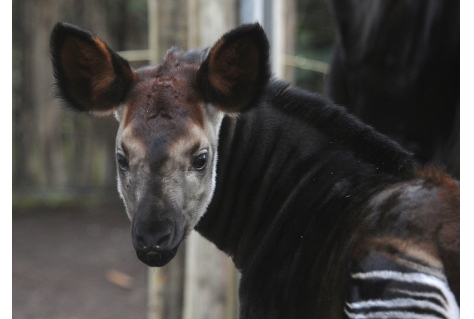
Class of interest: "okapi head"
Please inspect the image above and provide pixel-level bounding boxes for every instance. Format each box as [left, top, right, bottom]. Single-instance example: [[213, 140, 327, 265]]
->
[[50, 22, 270, 266]]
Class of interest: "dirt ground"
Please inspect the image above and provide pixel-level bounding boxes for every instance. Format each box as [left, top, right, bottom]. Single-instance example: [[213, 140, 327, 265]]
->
[[12, 200, 149, 319]]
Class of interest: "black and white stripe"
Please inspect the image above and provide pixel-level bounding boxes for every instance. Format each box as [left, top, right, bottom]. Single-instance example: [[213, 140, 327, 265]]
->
[[345, 270, 459, 319]]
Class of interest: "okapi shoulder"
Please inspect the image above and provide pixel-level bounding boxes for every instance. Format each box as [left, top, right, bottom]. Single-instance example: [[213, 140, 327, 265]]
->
[[266, 80, 418, 179]]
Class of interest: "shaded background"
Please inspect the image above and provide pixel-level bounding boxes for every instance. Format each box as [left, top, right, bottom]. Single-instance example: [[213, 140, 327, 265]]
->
[[12, 0, 459, 318], [12, 0, 335, 197], [12, 1, 335, 318]]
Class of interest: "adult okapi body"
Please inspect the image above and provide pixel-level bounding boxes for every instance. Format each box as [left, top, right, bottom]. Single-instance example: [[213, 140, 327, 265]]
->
[[50, 22, 460, 318], [326, 0, 460, 178]]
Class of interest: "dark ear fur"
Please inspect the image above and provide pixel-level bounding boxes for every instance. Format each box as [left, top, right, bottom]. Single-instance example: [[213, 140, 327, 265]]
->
[[50, 22, 136, 115], [195, 23, 271, 113]]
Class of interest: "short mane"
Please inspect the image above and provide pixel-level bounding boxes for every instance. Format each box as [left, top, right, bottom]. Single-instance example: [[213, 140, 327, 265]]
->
[[268, 79, 418, 178]]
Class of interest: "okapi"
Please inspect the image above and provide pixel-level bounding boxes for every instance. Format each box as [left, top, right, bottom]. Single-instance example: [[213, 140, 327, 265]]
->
[[50, 22, 460, 318], [326, 0, 460, 179]]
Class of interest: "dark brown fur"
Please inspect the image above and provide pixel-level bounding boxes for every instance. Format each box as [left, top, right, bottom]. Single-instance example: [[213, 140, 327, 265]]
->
[[50, 22, 460, 318]]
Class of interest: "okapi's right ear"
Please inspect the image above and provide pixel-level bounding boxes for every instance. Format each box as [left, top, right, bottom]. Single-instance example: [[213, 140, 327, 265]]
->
[[195, 23, 271, 113], [50, 22, 136, 116]]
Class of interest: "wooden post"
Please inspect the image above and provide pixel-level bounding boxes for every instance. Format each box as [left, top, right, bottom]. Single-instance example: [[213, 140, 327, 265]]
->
[[147, 267, 165, 319], [239, 0, 295, 82], [148, 0, 160, 65], [282, 0, 296, 83], [184, 2, 239, 319], [146, 3, 164, 319], [272, 0, 284, 79]]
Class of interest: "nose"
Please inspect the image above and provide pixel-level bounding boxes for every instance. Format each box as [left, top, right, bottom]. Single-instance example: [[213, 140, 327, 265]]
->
[[133, 222, 172, 253]]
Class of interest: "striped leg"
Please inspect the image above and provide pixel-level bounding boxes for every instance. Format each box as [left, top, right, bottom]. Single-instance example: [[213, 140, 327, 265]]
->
[[345, 251, 459, 319]]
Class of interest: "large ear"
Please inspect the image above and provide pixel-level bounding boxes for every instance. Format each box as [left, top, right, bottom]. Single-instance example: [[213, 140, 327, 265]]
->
[[50, 22, 136, 115], [195, 23, 271, 113]]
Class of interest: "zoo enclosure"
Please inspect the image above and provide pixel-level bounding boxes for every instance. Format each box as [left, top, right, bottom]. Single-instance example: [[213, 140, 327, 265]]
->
[[12, 1, 335, 318]]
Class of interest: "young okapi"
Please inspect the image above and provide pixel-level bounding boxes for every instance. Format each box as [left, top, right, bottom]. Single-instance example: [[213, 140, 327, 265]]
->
[[50, 22, 460, 318]]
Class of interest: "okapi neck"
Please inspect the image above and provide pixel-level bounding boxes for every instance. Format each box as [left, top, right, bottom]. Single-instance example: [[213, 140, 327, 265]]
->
[[194, 87, 412, 271]]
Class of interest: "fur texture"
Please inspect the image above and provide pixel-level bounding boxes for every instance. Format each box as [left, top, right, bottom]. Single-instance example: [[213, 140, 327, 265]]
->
[[50, 22, 460, 319]]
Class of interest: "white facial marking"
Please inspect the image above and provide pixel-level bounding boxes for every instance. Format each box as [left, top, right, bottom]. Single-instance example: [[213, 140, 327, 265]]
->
[[115, 118, 149, 220], [114, 100, 224, 242], [160, 111, 223, 235]]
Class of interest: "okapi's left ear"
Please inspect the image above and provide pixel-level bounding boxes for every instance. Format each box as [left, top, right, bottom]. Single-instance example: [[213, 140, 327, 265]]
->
[[195, 23, 271, 113], [50, 22, 136, 116]]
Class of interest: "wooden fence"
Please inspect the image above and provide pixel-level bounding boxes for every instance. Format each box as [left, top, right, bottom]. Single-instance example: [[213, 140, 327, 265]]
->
[[12, 1, 333, 318]]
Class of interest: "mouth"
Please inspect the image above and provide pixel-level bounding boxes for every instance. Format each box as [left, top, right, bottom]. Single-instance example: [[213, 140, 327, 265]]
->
[[136, 245, 180, 267]]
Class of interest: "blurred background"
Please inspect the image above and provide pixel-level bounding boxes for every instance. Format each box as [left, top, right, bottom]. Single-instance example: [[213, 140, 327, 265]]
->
[[12, 0, 459, 318]]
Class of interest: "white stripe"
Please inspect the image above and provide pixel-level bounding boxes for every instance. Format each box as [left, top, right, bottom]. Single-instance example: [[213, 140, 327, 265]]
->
[[346, 298, 450, 318], [351, 271, 459, 319], [345, 308, 446, 319], [390, 288, 449, 309]]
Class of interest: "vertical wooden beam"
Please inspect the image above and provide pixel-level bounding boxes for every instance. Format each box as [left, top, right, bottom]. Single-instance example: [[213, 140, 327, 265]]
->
[[253, 0, 264, 23], [239, 0, 295, 82], [183, 231, 199, 319], [187, 0, 199, 49], [272, 0, 284, 78], [184, 6, 201, 318], [283, 0, 296, 83], [146, 3, 163, 319], [239, 0, 264, 24], [147, 268, 164, 319], [184, 2, 239, 319], [146, 1, 244, 318], [148, 0, 160, 65]]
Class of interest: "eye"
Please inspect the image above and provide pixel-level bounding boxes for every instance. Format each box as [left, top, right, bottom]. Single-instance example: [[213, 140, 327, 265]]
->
[[192, 152, 208, 170], [116, 153, 129, 171]]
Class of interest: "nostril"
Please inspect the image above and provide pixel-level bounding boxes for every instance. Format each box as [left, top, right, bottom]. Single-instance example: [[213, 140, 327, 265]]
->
[[133, 225, 173, 252], [157, 233, 171, 248], [136, 236, 149, 251]]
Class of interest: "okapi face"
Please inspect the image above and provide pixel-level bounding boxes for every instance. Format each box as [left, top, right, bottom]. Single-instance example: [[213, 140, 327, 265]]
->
[[50, 22, 270, 267]]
